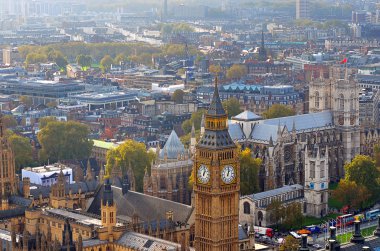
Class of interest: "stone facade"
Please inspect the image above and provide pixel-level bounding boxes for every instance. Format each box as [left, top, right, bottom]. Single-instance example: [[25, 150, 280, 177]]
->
[[144, 130, 192, 204]]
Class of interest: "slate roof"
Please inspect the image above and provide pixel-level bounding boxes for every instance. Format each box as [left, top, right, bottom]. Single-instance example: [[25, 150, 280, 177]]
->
[[116, 231, 180, 251], [247, 184, 303, 201], [159, 130, 186, 160], [232, 110, 262, 121], [26, 180, 99, 199], [197, 129, 236, 149], [250, 124, 281, 142], [87, 185, 194, 224], [263, 111, 333, 132], [0, 207, 26, 220], [238, 225, 249, 240], [228, 123, 245, 140]]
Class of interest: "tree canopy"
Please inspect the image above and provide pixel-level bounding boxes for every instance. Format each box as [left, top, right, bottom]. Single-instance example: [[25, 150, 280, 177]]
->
[[25, 53, 47, 66], [8, 133, 34, 172], [37, 121, 93, 163], [262, 104, 296, 119], [76, 54, 93, 71], [209, 64, 222, 75], [332, 179, 370, 211], [2, 115, 18, 128], [226, 64, 248, 80], [222, 97, 242, 118], [181, 110, 206, 134], [38, 116, 57, 129], [100, 55, 114, 73], [344, 155, 380, 202], [240, 148, 261, 195], [171, 89, 185, 104], [279, 235, 300, 251], [105, 140, 156, 192]]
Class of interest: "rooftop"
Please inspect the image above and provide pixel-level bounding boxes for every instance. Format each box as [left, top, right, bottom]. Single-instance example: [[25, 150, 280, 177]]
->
[[232, 110, 262, 121], [247, 184, 304, 201]]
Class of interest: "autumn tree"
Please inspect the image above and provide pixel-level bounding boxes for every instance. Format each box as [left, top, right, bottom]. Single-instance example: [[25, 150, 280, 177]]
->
[[279, 235, 300, 251], [283, 202, 304, 229], [19, 96, 33, 108], [209, 64, 222, 75], [106, 140, 156, 192], [100, 55, 114, 72], [114, 53, 127, 65], [332, 179, 370, 211], [181, 110, 206, 134], [47, 50, 68, 69], [240, 148, 261, 195], [222, 97, 242, 118], [226, 64, 248, 80], [171, 89, 185, 104], [8, 133, 33, 172], [38, 116, 57, 129], [37, 121, 93, 163], [2, 115, 18, 128], [262, 104, 296, 119]]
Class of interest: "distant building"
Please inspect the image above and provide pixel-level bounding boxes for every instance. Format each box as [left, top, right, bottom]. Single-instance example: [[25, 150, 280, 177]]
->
[[296, 0, 310, 20], [21, 164, 73, 187]]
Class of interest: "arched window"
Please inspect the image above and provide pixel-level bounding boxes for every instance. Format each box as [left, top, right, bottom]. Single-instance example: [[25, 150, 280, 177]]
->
[[314, 91, 320, 109], [325, 94, 329, 109], [243, 202, 250, 214], [339, 94, 344, 110]]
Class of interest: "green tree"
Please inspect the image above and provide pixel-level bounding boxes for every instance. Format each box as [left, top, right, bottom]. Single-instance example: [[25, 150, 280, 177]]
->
[[332, 179, 370, 211], [38, 116, 57, 129], [171, 89, 185, 104], [2, 115, 17, 128], [181, 110, 206, 134], [283, 202, 304, 228], [344, 155, 380, 203], [37, 121, 93, 162], [114, 53, 127, 65], [100, 55, 114, 73], [262, 104, 296, 119], [106, 140, 156, 192], [76, 54, 92, 70], [240, 148, 261, 195], [25, 53, 47, 66], [46, 101, 57, 108], [279, 235, 300, 251], [222, 97, 242, 118], [8, 133, 33, 172], [47, 50, 68, 69], [226, 64, 248, 80], [267, 199, 284, 227]]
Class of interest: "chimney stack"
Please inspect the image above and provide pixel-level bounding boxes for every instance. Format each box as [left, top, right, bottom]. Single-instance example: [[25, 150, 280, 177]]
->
[[299, 234, 309, 251]]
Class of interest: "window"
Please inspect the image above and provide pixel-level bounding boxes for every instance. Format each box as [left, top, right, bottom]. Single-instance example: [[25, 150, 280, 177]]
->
[[314, 91, 320, 109], [243, 202, 250, 214], [320, 161, 325, 178], [310, 161, 315, 179], [339, 94, 344, 110]]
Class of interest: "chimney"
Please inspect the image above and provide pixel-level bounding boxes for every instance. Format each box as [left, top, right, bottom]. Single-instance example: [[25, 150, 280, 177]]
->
[[299, 234, 309, 251], [329, 240, 336, 251], [326, 226, 340, 250], [362, 247, 370, 251], [374, 216, 380, 237], [22, 177, 30, 199], [350, 220, 365, 244]]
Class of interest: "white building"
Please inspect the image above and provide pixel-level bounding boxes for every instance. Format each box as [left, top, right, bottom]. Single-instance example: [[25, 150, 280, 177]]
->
[[22, 164, 73, 187]]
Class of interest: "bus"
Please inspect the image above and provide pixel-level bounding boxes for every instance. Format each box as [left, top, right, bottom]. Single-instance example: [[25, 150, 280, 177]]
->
[[336, 214, 355, 227], [253, 226, 274, 238], [365, 209, 380, 221], [305, 225, 321, 234]]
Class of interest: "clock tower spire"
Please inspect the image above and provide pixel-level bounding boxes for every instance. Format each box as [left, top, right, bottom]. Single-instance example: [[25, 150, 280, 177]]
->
[[193, 77, 240, 251]]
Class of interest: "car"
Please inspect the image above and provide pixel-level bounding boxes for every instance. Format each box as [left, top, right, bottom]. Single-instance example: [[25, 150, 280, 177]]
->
[[313, 244, 322, 249]]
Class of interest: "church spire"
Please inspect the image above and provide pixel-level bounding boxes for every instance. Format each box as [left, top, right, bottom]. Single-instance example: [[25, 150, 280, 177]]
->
[[207, 77, 225, 116]]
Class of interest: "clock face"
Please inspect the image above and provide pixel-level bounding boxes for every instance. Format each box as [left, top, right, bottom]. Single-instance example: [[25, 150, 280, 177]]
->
[[221, 165, 236, 184], [197, 164, 210, 184]]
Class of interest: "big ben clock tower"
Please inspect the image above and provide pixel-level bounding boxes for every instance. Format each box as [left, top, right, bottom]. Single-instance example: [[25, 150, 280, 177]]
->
[[194, 78, 240, 251]]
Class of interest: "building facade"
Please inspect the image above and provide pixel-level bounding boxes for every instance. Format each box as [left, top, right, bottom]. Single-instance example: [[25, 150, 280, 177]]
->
[[296, 0, 310, 19]]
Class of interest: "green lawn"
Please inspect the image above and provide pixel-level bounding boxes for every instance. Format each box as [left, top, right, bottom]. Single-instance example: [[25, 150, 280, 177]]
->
[[304, 213, 342, 226], [336, 226, 376, 244]]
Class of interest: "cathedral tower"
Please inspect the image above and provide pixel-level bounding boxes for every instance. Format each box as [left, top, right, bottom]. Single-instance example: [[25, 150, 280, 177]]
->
[[304, 145, 329, 218], [100, 179, 117, 242], [0, 113, 17, 208], [194, 78, 240, 251]]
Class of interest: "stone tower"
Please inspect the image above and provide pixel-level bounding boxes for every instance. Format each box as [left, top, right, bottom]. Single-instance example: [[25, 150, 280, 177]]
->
[[0, 113, 17, 209], [304, 145, 329, 218], [101, 179, 117, 240], [194, 77, 240, 251]]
